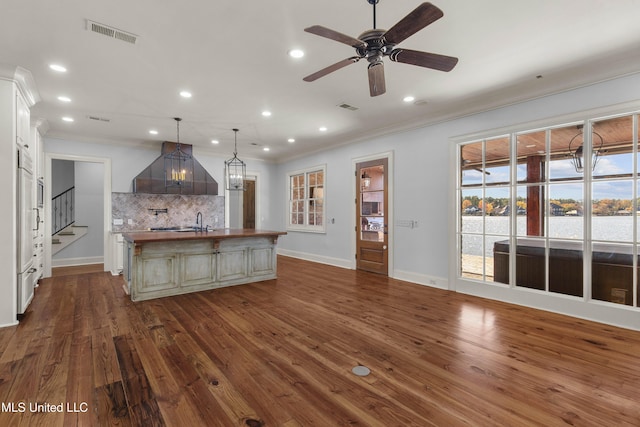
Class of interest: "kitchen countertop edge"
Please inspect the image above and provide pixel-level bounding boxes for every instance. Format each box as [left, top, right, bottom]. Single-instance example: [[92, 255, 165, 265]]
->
[[122, 228, 287, 244]]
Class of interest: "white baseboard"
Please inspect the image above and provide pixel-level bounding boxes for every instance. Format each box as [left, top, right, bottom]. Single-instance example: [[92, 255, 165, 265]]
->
[[0, 320, 19, 328], [51, 256, 104, 268], [393, 269, 449, 290], [277, 248, 352, 270]]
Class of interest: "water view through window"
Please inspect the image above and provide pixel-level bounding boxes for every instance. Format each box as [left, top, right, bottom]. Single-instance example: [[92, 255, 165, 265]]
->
[[458, 113, 639, 307]]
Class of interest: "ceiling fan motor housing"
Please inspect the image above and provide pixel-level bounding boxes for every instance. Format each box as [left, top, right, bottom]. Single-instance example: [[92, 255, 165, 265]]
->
[[357, 29, 393, 62]]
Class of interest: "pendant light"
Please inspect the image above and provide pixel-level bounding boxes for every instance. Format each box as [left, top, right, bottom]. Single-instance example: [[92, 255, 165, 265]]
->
[[225, 128, 246, 191], [568, 124, 604, 173], [164, 117, 194, 189], [361, 171, 371, 189]]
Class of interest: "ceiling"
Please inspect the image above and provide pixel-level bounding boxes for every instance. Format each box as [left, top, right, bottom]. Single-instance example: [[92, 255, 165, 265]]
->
[[462, 115, 637, 168], [2, 0, 640, 163]]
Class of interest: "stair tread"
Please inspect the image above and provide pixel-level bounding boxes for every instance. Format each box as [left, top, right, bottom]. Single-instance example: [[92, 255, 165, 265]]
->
[[51, 226, 89, 255]]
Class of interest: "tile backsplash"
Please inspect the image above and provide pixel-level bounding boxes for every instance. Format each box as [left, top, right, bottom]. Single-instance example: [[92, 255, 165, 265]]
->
[[112, 192, 224, 232]]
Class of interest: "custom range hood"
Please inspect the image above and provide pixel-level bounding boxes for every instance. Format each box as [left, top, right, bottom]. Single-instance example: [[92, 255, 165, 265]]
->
[[133, 141, 218, 195]]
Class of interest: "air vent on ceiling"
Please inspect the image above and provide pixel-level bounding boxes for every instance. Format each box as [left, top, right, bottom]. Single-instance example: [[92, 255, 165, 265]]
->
[[87, 115, 111, 123], [338, 103, 358, 111], [86, 20, 137, 45]]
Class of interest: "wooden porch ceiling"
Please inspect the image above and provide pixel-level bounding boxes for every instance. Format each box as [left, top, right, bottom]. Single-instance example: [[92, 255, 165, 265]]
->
[[461, 115, 637, 168]]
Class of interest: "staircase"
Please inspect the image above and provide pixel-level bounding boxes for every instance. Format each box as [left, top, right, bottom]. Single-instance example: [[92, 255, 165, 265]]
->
[[52, 225, 88, 255]]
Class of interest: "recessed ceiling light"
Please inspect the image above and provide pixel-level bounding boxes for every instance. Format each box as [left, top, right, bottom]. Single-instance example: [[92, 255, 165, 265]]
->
[[62, 117, 74, 122], [49, 64, 67, 73], [403, 96, 415, 103], [263, 147, 270, 152], [180, 91, 192, 98], [211, 139, 219, 144], [262, 111, 272, 117], [288, 138, 295, 143], [149, 130, 158, 135], [57, 96, 71, 102], [319, 126, 327, 132], [288, 49, 304, 58]]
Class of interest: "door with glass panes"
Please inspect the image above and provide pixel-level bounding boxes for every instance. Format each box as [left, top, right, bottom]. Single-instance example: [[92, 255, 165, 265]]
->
[[356, 158, 388, 275]]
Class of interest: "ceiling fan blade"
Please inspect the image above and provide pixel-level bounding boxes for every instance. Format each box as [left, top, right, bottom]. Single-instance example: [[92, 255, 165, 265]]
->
[[303, 57, 360, 82], [368, 62, 386, 97], [304, 25, 366, 49], [383, 2, 444, 45], [389, 48, 458, 72]]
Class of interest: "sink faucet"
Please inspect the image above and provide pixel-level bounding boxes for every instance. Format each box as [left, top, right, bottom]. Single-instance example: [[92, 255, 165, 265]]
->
[[196, 212, 203, 232]]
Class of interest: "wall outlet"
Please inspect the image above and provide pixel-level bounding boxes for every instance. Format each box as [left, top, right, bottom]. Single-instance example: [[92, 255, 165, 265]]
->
[[128, 219, 133, 225]]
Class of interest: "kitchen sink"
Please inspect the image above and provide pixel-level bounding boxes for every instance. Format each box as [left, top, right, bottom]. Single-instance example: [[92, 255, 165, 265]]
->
[[148, 226, 198, 232]]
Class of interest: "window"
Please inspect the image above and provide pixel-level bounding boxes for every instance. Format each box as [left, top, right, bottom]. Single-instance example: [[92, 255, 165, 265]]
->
[[457, 112, 639, 308], [287, 165, 325, 232]]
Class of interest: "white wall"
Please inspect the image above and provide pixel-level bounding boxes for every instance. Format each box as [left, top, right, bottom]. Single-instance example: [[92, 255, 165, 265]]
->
[[276, 72, 640, 330], [51, 159, 74, 196]]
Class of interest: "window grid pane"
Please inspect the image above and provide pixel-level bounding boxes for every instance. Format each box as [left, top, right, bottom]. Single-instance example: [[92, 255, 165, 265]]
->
[[287, 168, 325, 231]]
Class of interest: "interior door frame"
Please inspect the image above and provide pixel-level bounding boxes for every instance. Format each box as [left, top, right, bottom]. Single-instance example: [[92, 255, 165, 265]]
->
[[44, 152, 112, 277], [351, 151, 394, 275], [224, 171, 260, 229]]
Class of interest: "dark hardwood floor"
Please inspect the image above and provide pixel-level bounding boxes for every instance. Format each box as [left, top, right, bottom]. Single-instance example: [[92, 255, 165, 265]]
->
[[1, 255, 639, 426]]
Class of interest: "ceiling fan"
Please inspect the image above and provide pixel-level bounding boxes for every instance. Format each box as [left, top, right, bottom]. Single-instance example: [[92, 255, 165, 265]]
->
[[303, 1, 458, 97]]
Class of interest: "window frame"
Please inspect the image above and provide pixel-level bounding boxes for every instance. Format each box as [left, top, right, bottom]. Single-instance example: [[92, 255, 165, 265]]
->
[[455, 110, 639, 306], [286, 164, 326, 233]]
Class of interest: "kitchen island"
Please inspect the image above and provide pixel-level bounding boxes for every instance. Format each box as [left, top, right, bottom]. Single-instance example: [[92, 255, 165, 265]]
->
[[122, 229, 286, 301]]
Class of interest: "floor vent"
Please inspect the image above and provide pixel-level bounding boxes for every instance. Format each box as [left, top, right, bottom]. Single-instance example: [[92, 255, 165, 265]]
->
[[351, 365, 371, 376], [86, 20, 137, 45], [338, 103, 359, 111]]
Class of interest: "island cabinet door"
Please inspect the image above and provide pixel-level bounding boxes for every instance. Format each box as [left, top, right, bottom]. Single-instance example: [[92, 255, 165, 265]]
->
[[249, 245, 276, 277], [180, 252, 217, 288], [217, 248, 248, 282], [136, 254, 179, 295]]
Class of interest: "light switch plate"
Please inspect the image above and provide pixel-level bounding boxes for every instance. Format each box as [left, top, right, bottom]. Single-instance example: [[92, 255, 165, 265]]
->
[[113, 218, 123, 225]]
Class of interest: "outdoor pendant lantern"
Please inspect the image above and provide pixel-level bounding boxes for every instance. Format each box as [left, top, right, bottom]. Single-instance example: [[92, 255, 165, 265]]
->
[[361, 171, 371, 189], [164, 117, 194, 188], [568, 124, 604, 173], [225, 128, 246, 191]]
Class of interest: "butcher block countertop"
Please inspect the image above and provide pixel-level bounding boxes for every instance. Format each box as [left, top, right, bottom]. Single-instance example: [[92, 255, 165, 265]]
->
[[122, 228, 287, 244]]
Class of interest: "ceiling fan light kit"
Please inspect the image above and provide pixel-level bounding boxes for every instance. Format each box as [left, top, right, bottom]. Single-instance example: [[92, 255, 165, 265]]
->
[[303, 1, 458, 97]]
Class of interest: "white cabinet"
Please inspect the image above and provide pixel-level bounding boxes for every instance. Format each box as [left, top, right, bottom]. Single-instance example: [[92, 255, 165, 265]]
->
[[111, 233, 124, 275], [31, 124, 45, 286], [0, 65, 40, 325]]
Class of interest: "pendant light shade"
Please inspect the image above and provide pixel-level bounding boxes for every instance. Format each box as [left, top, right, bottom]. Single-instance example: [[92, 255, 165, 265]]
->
[[568, 124, 604, 173], [225, 128, 246, 191], [164, 117, 194, 189], [361, 171, 371, 189]]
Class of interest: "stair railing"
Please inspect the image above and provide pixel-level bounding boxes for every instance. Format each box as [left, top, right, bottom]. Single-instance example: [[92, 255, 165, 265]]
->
[[52, 187, 75, 235]]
